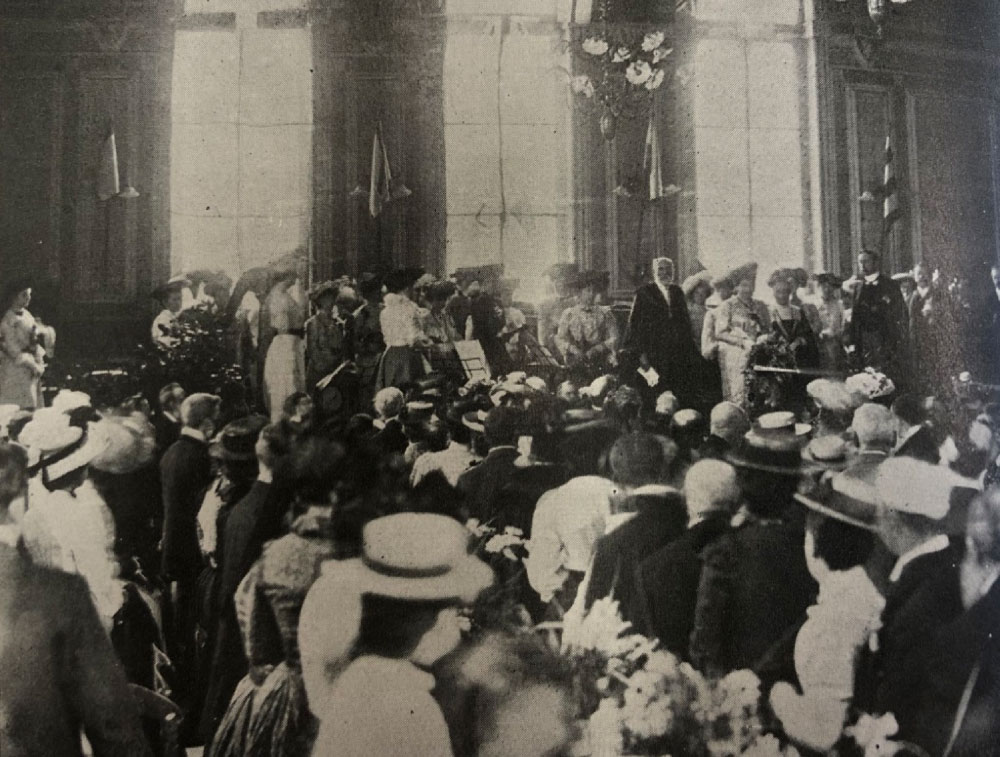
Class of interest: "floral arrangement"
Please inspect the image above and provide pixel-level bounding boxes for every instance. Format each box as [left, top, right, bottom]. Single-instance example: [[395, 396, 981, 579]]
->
[[744, 336, 798, 417], [465, 519, 533, 634], [845, 368, 896, 401], [51, 303, 246, 417], [563, 598, 801, 757], [571, 29, 672, 131]]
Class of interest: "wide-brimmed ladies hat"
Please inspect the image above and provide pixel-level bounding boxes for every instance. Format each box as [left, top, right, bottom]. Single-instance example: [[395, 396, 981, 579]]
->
[[88, 415, 157, 474], [210, 415, 269, 462], [718, 261, 758, 289], [681, 270, 714, 298], [50, 390, 92, 415], [813, 272, 843, 289], [308, 280, 340, 304], [152, 274, 192, 300]]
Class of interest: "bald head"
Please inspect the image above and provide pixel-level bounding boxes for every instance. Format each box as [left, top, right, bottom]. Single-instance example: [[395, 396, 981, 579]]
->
[[710, 402, 749, 446], [684, 460, 739, 522]]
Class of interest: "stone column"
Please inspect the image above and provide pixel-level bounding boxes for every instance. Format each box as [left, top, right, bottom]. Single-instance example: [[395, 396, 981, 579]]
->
[[678, 0, 824, 280], [171, 0, 313, 278], [443, 0, 573, 302]]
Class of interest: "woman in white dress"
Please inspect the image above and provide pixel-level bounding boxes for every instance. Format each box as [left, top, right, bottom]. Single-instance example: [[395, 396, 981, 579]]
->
[[0, 282, 48, 409], [263, 268, 307, 422], [714, 263, 770, 406]]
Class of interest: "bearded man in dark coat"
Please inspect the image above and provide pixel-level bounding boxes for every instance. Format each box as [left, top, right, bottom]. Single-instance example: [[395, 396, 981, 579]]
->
[[623, 257, 699, 408]]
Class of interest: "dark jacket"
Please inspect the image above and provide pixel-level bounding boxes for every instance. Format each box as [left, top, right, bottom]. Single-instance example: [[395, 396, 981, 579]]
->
[[624, 283, 698, 401], [457, 446, 522, 526], [854, 541, 964, 742], [373, 418, 408, 456], [201, 480, 286, 741], [160, 434, 213, 583], [153, 411, 181, 453], [496, 463, 570, 536], [690, 515, 817, 677], [894, 425, 940, 464], [633, 513, 730, 658], [909, 570, 1000, 756], [583, 490, 688, 622], [847, 274, 907, 379], [0, 544, 151, 757]]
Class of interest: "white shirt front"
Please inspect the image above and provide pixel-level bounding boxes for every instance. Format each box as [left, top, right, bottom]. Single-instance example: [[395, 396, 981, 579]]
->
[[151, 309, 179, 347]]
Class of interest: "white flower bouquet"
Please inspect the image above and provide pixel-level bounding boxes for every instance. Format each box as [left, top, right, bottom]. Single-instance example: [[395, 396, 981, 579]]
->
[[565, 599, 801, 756], [845, 368, 896, 401]]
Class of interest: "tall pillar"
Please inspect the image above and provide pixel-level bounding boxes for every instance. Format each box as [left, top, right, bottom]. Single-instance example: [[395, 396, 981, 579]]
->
[[443, 0, 573, 302], [171, 0, 313, 279], [678, 0, 824, 281]]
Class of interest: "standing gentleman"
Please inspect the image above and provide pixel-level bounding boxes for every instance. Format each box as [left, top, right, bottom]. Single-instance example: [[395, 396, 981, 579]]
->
[[908, 263, 954, 395], [160, 392, 220, 712], [844, 250, 908, 385], [624, 257, 699, 408]]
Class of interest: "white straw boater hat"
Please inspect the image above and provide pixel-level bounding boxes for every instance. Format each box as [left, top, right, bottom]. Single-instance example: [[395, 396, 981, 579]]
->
[[298, 513, 493, 692]]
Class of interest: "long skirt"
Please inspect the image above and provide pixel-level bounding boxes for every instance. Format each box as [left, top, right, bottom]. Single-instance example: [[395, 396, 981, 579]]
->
[[263, 335, 305, 422], [375, 345, 425, 392], [718, 343, 750, 406], [209, 662, 316, 757], [0, 356, 40, 408]]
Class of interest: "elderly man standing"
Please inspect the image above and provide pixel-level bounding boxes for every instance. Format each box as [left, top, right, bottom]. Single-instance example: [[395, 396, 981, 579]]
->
[[632, 459, 739, 656], [624, 257, 699, 408]]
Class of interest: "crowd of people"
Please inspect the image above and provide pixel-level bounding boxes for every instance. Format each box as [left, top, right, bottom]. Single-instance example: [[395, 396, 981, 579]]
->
[[0, 250, 998, 756]]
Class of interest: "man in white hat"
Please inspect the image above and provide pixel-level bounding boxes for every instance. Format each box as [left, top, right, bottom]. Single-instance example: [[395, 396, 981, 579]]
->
[[854, 457, 978, 741]]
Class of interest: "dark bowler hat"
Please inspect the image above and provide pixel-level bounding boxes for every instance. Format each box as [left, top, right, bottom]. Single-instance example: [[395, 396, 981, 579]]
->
[[210, 414, 269, 461]]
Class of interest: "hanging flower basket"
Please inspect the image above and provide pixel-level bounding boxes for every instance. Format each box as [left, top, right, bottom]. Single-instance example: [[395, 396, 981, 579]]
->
[[570, 28, 672, 139]]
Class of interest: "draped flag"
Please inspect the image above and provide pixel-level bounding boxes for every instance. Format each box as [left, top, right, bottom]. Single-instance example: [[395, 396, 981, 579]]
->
[[882, 135, 901, 235], [96, 131, 120, 201], [365, 126, 411, 218], [644, 110, 665, 201]]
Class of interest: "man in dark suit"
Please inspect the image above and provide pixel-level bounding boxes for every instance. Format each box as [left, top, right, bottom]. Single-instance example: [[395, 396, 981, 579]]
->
[[891, 394, 940, 463], [160, 392, 220, 705], [690, 434, 818, 677], [854, 457, 977, 738], [153, 382, 186, 454], [201, 420, 288, 743], [457, 406, 522, 526], [0, 442, 152, 756], [845, 249, 908, 385], [624, 257, 699, 409], [633, 459, 738, 657], [583, 432, 686, 621]]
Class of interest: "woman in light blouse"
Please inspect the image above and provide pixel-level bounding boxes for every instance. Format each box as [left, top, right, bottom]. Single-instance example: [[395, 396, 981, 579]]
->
[[714, 262, 770, 406], [376, 269, 432, 391]]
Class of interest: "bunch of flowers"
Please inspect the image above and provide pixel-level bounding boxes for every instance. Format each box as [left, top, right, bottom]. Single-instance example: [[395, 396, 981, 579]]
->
[[563, 599, 800, 757], [571, 29, 672, 120], [465, 519, 533, 634], [744, 336, 798, 417], [845, 368, 896, 401], [466, 519, 529, 563]]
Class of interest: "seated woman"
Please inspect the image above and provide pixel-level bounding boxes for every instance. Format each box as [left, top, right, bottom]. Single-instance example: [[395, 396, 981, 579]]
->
[[299, 512, 493, 757]]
